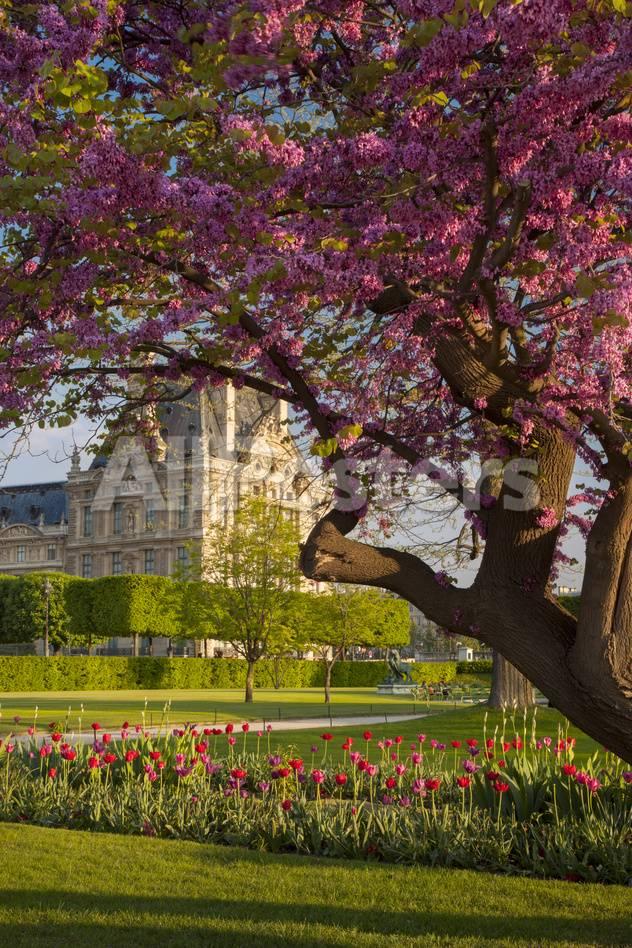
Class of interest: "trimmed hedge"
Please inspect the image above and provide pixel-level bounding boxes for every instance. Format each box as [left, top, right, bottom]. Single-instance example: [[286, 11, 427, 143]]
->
[[456, 659, 492, 675], [332, 660, 456, 687], [0, 656, 457, 693]]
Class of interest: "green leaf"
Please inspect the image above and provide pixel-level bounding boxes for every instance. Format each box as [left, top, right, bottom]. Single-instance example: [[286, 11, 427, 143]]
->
[[403, 18, 443, 47], [72, 99, 93, 114], [310, 438, 338, 458], [321, 237, 349, 252], [575, 272, 597, 298]]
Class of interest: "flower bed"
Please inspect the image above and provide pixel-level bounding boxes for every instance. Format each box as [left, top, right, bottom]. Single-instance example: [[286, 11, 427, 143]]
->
[[1, 715, 630, 884]]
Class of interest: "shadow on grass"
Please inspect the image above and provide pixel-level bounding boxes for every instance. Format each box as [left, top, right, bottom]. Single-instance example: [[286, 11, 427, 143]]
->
[[0, 889, 629, 947]]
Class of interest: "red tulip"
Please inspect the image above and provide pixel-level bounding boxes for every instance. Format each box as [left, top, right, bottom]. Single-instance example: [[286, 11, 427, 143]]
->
[[335, 773, 347, 786], [47, 767, 57, 780], [486, 770, 500, 782], [363, 730, 373, 741], [385, 776, 397, 789], [562, 764, 577, 776], [242, 723, 250, 733], [456, 776, 471, 788], [51, 732, 62, 743], [451, 740, 462, 748], [88, 756, 99, 769], [321, 733, 333, 742], [149, 751, 161, 761], [230, 768, 247, 780], [425, 778, 441, 792], [281, 799, 292, 811], [102, 733, 112, 744], [90, 723, 101, 731], [466, 738, 478, 748], [494, 781, 510, 794], [103, 753, 116, 765], [225, 723, 234, 734]]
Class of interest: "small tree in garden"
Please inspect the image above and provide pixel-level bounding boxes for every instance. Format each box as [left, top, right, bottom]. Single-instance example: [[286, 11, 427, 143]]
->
[[91, 575, 179, 657], [0, 575, 19, 647], [200, 497, 305, 702], [0, 3, 631, 758], [0, 573, 74, 654], [306, 588, 411, 703]]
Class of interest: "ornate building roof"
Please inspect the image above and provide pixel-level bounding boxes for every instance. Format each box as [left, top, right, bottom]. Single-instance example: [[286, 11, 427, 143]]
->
[[0, 482, 68, 527]]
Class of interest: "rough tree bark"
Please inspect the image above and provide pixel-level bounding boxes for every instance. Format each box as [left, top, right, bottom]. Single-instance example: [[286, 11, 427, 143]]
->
[[489, 651, 535, 709], [245, 660, 255, 704], [323, 662, 333, 704], [300, 485, 632, 762]]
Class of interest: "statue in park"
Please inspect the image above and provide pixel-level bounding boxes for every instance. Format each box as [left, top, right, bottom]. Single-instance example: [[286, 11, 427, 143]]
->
[[385, 648, 414, 685]]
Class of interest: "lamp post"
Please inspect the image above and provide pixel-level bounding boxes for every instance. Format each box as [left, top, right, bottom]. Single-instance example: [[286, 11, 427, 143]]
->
[[43, 579, 52, 657]]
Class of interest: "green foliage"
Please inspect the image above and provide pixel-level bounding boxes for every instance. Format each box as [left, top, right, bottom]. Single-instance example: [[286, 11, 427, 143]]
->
[[0, 575, 19, 643], [457, 659, 493, 674], [199, 498, 305, 676], [0, 572, 78, 648], [90, 575, 180, 638], [0, 656, 457, 692], [557, 595, 580, 618], [333, 660, 456, 687], [305, 588, 411, 653]]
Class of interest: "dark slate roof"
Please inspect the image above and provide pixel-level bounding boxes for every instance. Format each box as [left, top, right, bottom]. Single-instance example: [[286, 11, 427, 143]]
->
[[0, 482, 68, 526], [89, 455, 108, 470]]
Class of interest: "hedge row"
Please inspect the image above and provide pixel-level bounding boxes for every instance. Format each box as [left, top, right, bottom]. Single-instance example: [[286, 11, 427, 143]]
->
[[0, 656, 457, 693], [456, 659, 493, 675]]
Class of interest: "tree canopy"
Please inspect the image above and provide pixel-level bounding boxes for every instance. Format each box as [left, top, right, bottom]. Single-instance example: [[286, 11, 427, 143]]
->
[[195, 496, 306, 701], [0, 2, 630, 757]]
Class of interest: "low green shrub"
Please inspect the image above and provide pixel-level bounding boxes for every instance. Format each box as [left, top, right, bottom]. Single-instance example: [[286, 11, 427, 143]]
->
[[457, 659, 492, 675], [0, 656, 457, 692]]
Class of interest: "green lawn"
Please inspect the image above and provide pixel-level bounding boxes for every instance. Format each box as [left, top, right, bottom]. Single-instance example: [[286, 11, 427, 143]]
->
[[0, 685, 480, 733], [0, 681, 603, 762], [272, 704, 602, 761], [0, 823, 629, 947]]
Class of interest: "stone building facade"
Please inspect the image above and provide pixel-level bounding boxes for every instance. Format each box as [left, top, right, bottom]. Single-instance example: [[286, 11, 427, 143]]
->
[[0, 385, 325, 654]]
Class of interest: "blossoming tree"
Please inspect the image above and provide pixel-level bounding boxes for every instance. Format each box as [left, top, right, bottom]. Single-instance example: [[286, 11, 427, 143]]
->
[[0, 1, 630, 757]]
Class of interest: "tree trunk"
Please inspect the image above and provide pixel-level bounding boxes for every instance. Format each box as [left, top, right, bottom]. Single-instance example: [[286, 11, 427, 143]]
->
[[148, 636, 154, 657], [132, 633, 139, 657], [300, 494, 632, 762], [167, 638, 174, 659], [488, 651, 535, 709], [245, 660, 255, 703], [324, 663, 332, 704]]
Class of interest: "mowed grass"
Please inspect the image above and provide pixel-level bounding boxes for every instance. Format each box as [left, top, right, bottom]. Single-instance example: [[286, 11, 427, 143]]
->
[[1, 824, 630, 948], [0, 680, 603, 763], [272, 704, 602, 762], [0, 685, 478, 733]]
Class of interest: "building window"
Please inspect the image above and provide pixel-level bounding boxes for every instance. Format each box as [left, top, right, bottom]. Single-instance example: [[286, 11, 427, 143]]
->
[[177, 494, 189, 529], [144, 549, 156, 575], [112, 503, 122, 535], [82, 554, 92, 578], [145, 503, 156, 530], [82, 507, 93, 537], [112, 552, 122, 576], [47, 545, 56, 561], [17, 545, 25, 563], [176, 546, 189, 570]]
